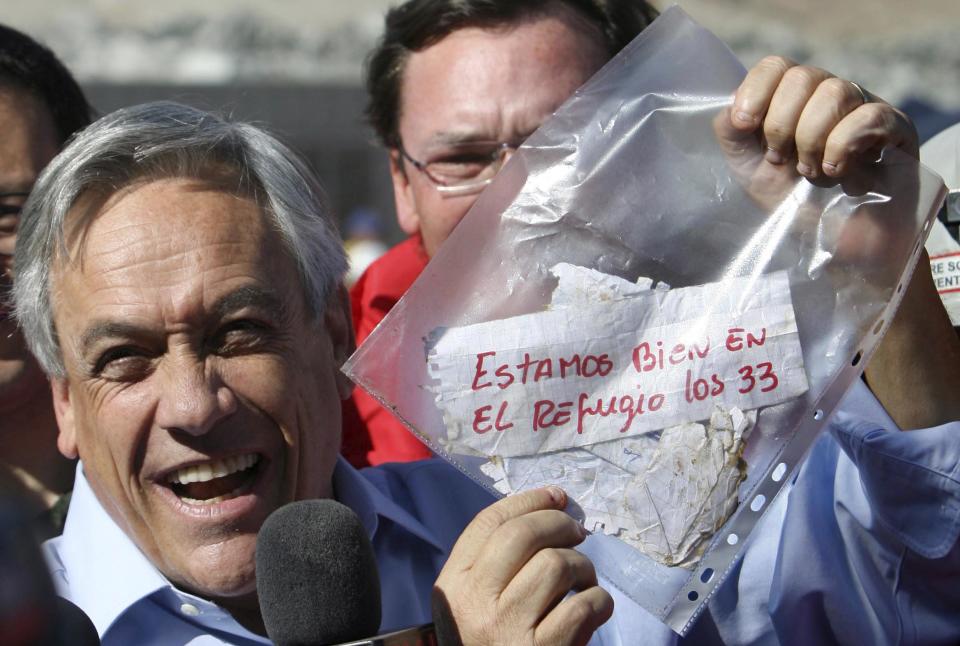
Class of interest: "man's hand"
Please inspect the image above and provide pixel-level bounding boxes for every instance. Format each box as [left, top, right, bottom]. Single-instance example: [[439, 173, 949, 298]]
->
[[729, 55, 917, 177], [719, 56, 960, 429], [432, 487, 613, 646], [712, 55, 919, 229]]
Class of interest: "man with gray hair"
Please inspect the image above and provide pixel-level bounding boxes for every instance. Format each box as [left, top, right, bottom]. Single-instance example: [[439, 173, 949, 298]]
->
[[14, 99, 340, 640], [16, 100, 625, 645], [19, 96, 960, 644]]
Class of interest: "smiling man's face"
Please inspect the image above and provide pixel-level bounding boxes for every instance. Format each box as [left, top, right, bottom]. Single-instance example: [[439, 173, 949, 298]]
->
[[49, 177, 352, 615]]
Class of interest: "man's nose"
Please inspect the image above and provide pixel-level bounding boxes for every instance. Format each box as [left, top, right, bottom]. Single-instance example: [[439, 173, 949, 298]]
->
[[155, 359, 237, 436]]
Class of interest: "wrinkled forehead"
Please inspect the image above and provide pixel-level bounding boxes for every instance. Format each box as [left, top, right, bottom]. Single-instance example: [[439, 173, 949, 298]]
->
[[46, 177, 313, 358], [416, 1, 608, 54], [49, 177, 289, 311], [58, 168, 266, 266], [396, 8, 607, 145]]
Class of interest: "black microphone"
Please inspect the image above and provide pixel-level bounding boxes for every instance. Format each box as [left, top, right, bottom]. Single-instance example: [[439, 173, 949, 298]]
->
[[257, 499, 382, 645], [257, 499, 439, 646]]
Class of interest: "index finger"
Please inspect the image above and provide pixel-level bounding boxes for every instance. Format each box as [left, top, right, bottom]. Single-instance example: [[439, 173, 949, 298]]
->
[[731, 55, 797, 131], [471, 509, 588, 593], [445, 487, 568, 571], [713, 106, 762, 168]]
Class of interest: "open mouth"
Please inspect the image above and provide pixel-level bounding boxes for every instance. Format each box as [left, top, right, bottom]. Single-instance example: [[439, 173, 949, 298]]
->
[[165, 453, 262, 505]]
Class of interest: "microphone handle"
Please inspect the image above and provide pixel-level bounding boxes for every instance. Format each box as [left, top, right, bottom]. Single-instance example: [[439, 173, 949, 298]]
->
[[337, 622, 437, 646]]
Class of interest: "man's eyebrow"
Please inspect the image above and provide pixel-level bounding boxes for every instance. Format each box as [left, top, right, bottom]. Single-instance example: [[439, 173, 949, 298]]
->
[[426, 129, 535, 148], [209, 285, 288, 322], [78, 321, 148, 358], [427, 130, 493, 146], [77, 287, 287, 357]]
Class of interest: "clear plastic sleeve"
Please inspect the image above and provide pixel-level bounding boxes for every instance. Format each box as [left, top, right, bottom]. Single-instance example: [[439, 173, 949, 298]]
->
[[343, 6, 946, 634]]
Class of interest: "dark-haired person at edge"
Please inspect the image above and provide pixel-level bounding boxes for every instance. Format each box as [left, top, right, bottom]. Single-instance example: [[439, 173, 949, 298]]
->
[[0, 24, 93, 539]]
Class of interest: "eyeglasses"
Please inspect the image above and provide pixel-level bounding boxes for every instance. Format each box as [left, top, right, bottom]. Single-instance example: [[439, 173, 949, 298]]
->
[[398, 140, 518, 197]]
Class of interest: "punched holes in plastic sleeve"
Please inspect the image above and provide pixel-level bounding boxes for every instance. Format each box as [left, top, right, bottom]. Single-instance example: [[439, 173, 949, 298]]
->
[[771, 462, 787, 482]]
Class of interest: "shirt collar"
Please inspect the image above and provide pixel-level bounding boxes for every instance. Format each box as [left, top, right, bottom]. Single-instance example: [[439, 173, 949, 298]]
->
[[55, 463, 170, 636], [55, 457, 446, 637], [332, 457, 446, 552]]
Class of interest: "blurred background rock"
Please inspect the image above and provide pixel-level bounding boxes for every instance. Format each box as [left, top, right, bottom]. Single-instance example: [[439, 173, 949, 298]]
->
[[4, 0, 959, 243]]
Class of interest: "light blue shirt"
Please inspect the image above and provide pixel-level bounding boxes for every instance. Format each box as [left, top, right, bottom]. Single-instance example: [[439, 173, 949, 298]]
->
[[45, 381, 960, 645], [44, 454, 492, 645]]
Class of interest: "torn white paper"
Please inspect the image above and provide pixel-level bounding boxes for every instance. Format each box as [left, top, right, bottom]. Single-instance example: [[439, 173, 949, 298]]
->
[[480, 406, 756, 568], [549, 262, 656, 310], [431, 266, 807, 568], [619, 406, 754, 566], [427, 270, 807, 457]]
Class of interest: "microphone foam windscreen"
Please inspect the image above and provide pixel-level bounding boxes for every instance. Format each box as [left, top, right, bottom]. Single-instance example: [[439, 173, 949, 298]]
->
[[256, 499, 382, 646]]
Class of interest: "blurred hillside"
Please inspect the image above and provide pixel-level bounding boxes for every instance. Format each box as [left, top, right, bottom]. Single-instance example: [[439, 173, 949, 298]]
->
[[3, 1, 958, 235], [4, 0, 957, 108]]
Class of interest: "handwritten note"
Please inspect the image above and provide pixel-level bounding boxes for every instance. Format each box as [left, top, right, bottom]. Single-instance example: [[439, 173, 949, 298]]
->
[[427, 270, 807, 458]]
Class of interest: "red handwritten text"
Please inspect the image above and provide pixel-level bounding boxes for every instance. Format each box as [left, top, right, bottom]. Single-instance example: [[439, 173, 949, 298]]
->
[[472, 402, 514, 434], [471, 350, 613, 392], [725, 326, 767, 352], [632, 338, 711, 373]]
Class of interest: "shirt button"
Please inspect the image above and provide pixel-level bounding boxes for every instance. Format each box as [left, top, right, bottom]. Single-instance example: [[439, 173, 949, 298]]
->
[[180, 603, 200, 617]]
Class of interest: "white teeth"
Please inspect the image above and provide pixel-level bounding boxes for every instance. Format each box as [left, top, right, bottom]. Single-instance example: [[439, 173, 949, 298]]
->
[[167, 453, 258, 485], [196, 464, 213, 482], [180, 485, 248, 506]]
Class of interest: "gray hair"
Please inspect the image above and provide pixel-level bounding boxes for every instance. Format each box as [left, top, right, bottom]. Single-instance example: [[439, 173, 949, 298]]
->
[[12, 100, 348, 377]]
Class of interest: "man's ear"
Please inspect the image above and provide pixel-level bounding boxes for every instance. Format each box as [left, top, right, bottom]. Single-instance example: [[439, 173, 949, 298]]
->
[[324, 283, 356, 400], [51, 378, 79, 460], [388, 150, 421, 236]]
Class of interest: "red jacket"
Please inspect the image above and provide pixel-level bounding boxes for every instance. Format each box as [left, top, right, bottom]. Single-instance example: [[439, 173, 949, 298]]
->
[[341, 235, 433, 467]]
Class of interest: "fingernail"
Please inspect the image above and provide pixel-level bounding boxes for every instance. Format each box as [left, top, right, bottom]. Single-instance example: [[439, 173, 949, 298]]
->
[[822, 160, 840, 176], [579, 522, 589, 538], [797, 161, 815, 177], [546, 486, 565, 506], [765, 147, 785, 165], [735, 110, 757, 125]]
